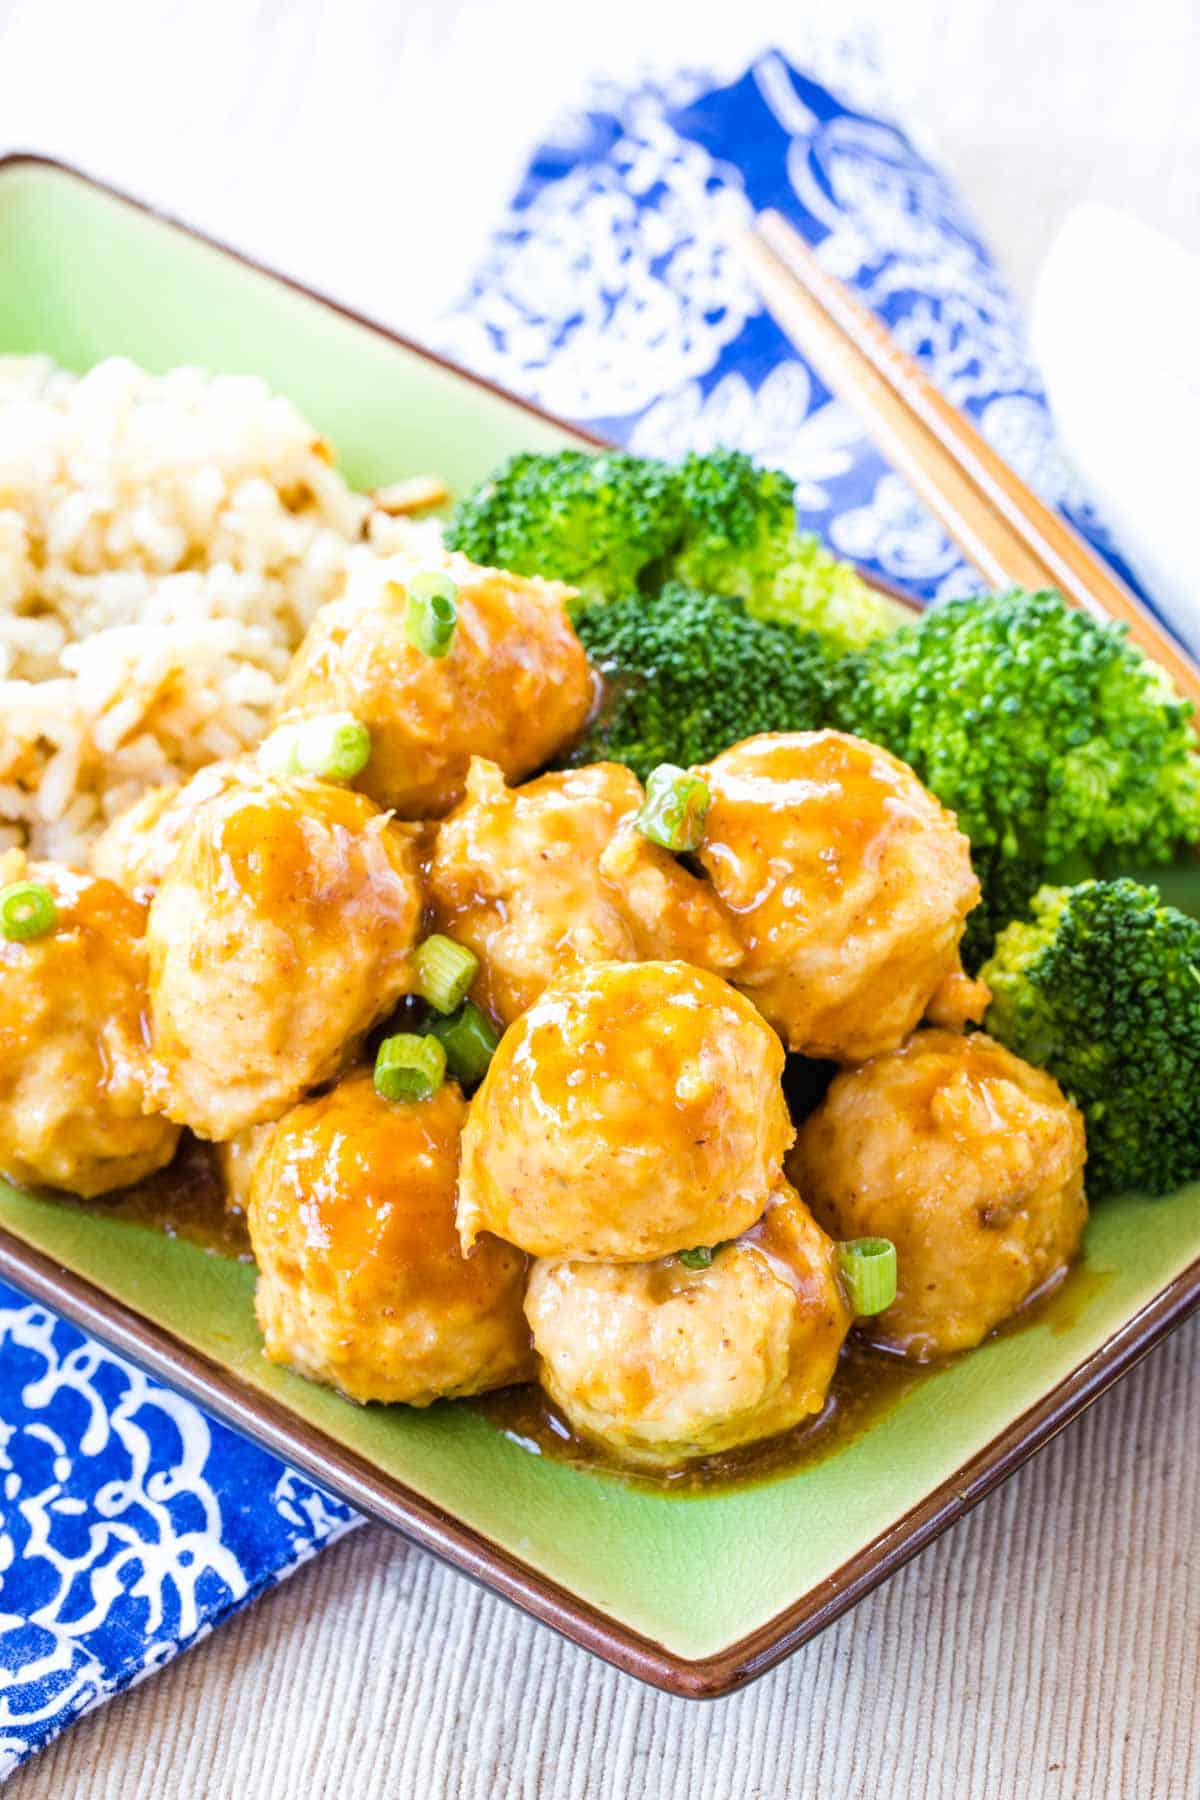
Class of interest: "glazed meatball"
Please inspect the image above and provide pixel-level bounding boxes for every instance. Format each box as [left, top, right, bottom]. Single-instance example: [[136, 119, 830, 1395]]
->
[[458, 960, 793, 1261], [429, 758, 739, 1023], [789, 1029, 1088, 1360], [525, 1184, 851, 1468], [696, 731, 984, 1062], [278, 548, 593, 818], [597, 815, 744, 975], [0, 853, 179, 1196], [248, 1072, 532, 1404], [91, 759, 243, 898], [148, 771, 422, 1140]]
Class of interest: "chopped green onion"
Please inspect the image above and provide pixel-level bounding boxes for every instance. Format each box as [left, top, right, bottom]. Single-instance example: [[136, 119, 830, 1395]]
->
[[374, 1032, 446, 1103], [837, 1238, 898, 1316], [677, 1246, 715, 1271], [413, 934, 479, 1014], [0, 881, 58, 943], [260, 712, 371, 782], [636, 764, 710, 854], [427, 1001, 500, 1087], [405, 572, 458, 657], [258, 726, 300, 777], [296, 713, 371, 781]]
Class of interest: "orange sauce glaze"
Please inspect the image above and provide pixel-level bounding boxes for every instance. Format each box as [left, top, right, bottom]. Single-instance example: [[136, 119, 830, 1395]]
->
[[77, 1138, 1112, 1495]]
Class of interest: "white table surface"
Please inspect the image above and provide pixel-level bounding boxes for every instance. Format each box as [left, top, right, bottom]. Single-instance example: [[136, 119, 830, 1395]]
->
[[3, 2, 1199, 1795]]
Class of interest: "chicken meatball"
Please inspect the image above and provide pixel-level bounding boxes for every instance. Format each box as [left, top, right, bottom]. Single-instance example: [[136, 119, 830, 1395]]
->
[[91, 759, 243, 898], [148, 771, 422, 1140], [458, 960, 793, 1261], [248, 1072, 532, 1404], [429, 758, 739, 1023], [278, 548, 593, 818], [695, 731, 984, 1062], [789, 1029, 1087, 1360], [0, 853, 179, 1196], [525, 1183, 851, 1468]]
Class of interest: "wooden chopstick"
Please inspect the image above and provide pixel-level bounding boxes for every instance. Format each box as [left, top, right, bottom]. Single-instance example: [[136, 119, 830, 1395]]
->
[[739, 210, 1200, 709]]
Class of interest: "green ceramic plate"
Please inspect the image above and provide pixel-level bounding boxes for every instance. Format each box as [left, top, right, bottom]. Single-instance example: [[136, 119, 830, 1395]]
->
[[0, 155, 1197, 1697]]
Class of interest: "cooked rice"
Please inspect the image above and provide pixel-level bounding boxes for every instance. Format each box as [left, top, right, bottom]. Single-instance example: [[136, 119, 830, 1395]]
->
[[0, 355, 385, 862]]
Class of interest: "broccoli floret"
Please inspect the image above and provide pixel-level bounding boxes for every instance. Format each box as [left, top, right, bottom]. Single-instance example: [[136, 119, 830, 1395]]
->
[[981, 880, 1200, 1197], [447, 446, 905, 649], [567, 583, 836, 780], [959, 853, 1051, 971], [444, 449, 684, 607], [756, 532, 911, 653], [670, 449, 795, 604], [835, 588, 1200, 960], [671, 448, 907, 651]]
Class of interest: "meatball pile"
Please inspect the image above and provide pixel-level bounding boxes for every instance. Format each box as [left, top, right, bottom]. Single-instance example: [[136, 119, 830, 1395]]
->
[[461, 959, 853, 1467], [0, 541, 1092, 1474]]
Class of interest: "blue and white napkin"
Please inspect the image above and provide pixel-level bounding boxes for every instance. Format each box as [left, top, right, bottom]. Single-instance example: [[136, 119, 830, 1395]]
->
[[0, 44, 1143, 1775], [0, 1300, 357, 1774], [434, 46, 1146, 607]]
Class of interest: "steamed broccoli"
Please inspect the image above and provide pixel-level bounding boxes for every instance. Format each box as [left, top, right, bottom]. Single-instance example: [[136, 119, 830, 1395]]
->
[[758, 532, 910, 652], [669, 448, 796, 601], [672, 449, 909, 651], [567, 583, 836, 780], [835, 588, 1200, 960], [445, 449, 684, 607], [981, 880, 1200, 1197], [446, 446, 905, 650]]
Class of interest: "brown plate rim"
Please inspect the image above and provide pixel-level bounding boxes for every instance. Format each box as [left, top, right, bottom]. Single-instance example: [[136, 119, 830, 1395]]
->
[[0, 149, 1197, 1699]]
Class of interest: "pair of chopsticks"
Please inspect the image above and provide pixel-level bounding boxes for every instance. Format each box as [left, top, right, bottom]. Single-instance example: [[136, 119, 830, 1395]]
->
[[740, 211, 1200, 710]]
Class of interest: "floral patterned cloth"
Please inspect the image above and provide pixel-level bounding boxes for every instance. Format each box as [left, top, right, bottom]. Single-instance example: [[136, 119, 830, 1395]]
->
[[436, 46, 1144, 606], [0, 1291, 357, 1775], [0, 43, 1141, 1777]]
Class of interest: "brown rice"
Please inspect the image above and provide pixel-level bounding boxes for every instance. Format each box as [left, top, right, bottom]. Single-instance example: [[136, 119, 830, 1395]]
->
[[0, 355, 377, 862]]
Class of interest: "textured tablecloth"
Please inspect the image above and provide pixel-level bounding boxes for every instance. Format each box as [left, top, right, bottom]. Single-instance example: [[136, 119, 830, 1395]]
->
[[10, 1315, 1200, 1799]]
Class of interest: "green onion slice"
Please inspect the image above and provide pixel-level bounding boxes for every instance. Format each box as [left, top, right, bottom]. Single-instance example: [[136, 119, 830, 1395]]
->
[[636, 764, 710, 854], [374, 1032, 446, 1103], [0, 881, 59, 943], [260, 712, 371, 782], [405, 572, 458, 657], [258, 726, 300, 778], [427, 1000, 501, 1087], [413, 934, 479, 1014], [837, 1238, 898, 1316], [677, 1246, 715, 1271]]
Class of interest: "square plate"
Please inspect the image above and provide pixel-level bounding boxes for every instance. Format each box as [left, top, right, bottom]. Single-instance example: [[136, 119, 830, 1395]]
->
[[1, 154, 1197, 1698]]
